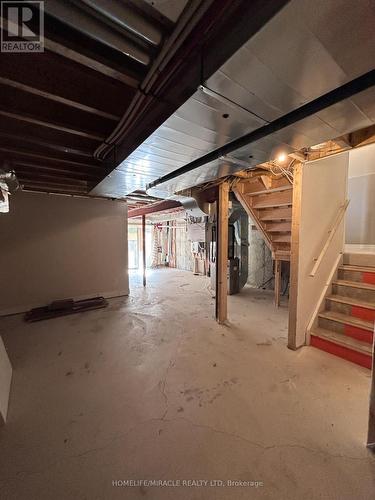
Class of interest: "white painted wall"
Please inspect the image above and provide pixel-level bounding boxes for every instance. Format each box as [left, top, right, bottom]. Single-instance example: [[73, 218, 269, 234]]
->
[[0, 336, 12, 424], [346, 143, 375, 245], [0, 192, 129, 315], [291, 153, 348, 348]]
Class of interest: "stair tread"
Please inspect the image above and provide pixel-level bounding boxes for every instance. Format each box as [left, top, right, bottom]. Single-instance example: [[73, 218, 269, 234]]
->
[[267, 227, 291, 233], [273, 250, 291, 261], [260, 216, 292, 221], [333, 279, 375, 291], [253, 201, 292, 209], [271, 234, 291, 240], [310, 327, 373, 355], [339, 265, 375, 273], [245, 185, 292, 196], [319, 310, 374, 331], [258, 207, 292, 221], [327, 294, 375, 310]]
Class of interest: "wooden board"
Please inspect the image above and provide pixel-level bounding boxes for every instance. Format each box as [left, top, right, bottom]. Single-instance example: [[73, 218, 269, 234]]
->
[[216, 181, 229, 324], [288, 163, 302, 350]]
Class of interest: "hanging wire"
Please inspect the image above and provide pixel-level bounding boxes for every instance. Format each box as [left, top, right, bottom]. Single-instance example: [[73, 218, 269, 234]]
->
[[268, 158, 295, 183]]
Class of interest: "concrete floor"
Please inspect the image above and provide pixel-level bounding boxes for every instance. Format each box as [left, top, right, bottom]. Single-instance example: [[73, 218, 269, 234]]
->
[[0, 268, 374, 499]]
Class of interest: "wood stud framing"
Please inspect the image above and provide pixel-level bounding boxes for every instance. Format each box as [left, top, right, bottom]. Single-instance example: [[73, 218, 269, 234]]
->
[[288, 163, 303, 350], [142, 215, 146, 287], [216, 181, 229, 324]]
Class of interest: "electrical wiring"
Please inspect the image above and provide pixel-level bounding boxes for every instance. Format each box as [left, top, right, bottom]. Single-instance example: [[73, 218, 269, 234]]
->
[[268, 158, 295, 183]]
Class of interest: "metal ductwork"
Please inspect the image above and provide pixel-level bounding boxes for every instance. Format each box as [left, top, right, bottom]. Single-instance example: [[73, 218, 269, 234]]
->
[[147, 70, 375, 193], [45, 0, 151, 65]]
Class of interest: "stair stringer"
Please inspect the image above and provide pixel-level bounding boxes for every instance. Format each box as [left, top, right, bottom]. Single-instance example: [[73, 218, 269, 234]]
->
[[306, 253, 343, 344], [232, 183, 274, 251]]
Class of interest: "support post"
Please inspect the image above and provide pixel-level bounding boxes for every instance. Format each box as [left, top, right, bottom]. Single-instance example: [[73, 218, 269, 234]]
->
[[216, 181, 229, 324], [274, 259, 281, 307], [288, 163, 302, 349], [142, 214, 146, 287]]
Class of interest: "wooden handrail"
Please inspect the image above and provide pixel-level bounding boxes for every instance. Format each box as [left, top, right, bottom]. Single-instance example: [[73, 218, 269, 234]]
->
[[309, 199, 350, 277]]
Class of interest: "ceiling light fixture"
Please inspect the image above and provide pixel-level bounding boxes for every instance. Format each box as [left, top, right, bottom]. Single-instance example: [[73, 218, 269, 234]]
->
[[276, 152, 287, 163]]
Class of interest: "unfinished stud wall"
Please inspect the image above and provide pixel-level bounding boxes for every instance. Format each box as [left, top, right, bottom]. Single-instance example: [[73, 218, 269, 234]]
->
[[0, 191, 129, 315], [346, 143, 375, 245]]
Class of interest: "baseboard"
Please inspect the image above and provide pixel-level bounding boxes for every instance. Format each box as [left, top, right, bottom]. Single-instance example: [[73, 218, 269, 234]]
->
[[0, 289, 129, 317]]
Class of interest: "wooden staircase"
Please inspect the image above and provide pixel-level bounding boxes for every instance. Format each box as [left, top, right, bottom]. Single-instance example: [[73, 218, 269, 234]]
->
[[310, 253, 375, 369], [233, 175, 293, 305], [233, 176, 293, 260]]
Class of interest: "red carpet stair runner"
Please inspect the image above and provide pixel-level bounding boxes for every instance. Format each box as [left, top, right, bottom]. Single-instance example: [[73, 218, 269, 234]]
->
[[310, 253, 375, 369]]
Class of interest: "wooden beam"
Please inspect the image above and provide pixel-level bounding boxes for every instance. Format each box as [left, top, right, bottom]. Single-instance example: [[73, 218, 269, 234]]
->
[[128, 199, 181, 218], [288, 151, 305, 162], [0, 147, 103, 170], [0, 77, 120, 121], [288, 163, 303, 350], [21, 183, 87, 194], [142, 215, 146, 287], [0, 132, 93, 159], [274, 259, 281, 308], [16, 170, 95, 185], [0, 110, 105, 141], [45, 38, 139, 88], [216, 181, 229, 324], [349, 124, 375, 148], [13, 161, 101, 180]]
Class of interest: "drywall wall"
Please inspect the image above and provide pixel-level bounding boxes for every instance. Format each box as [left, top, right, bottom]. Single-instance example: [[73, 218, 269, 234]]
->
[[346, 143, 375, 244], [290, 153, 348, 348], [0, 191, 128, 315], [0, 336, 12, 424]]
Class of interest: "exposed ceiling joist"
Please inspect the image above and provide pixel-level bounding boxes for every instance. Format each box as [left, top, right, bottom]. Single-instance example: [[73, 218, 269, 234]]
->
[[13, 162, 102, 181], [0, 77, 120, 121], [0, 147, 105, 171], [0, 110, 105, 141], [0, 133, 93, 159], [45, 38, 140, 87], [348, 124, 375, 148]]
